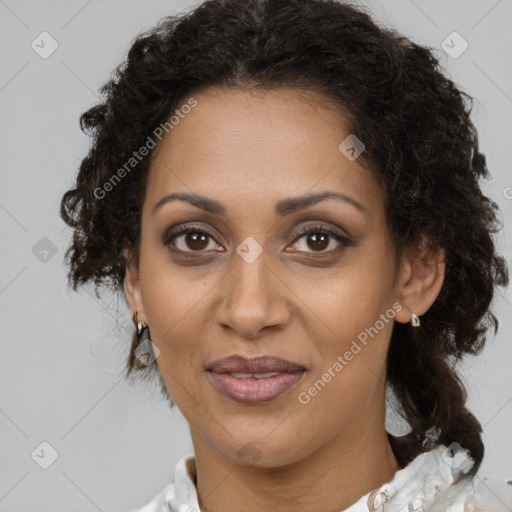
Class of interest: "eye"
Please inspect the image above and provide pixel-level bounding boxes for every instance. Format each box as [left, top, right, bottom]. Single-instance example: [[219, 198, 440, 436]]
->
[[163, 224, 223, 253], [287, 225, 352, 254]]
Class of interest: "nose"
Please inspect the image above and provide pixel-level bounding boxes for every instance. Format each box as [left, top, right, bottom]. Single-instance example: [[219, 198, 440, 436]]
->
[[215, 249, 291, 339]]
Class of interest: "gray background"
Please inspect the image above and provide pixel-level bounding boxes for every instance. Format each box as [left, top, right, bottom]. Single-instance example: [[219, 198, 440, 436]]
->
[[1, 0, 511, 511]]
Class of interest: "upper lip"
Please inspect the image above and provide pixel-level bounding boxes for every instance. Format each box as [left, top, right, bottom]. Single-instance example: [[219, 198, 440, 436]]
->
[[207, 354, 306, 374]]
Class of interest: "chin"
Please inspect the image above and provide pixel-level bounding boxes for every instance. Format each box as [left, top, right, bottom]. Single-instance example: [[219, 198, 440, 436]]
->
[[215, 433, 308, 469]]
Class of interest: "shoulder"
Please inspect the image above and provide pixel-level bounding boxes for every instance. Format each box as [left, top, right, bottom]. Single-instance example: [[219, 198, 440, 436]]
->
[[126, 454, 197, 512], [125, 482, 175, 512], [378, 443, 511, 512], [463, 474, 512, 512]]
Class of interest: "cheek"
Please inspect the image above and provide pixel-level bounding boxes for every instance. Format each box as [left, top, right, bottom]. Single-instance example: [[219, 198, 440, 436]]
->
[[291, 261, 393, 345], [291, 260, 395, 396], [140, 238, 218, 327], [295, 297, 393, 427], [138, 253, 215, 381]]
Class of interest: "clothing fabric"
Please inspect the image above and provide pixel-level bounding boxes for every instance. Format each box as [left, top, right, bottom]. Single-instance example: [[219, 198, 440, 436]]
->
[[129, 444, 512, 512]]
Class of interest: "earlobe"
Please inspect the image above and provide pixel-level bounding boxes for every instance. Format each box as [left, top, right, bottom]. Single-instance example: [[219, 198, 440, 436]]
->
[[394, 240, 445, 325]]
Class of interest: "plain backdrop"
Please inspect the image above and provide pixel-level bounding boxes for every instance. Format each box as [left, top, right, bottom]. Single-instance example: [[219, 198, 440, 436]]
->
[[1, 0, 511, 511]]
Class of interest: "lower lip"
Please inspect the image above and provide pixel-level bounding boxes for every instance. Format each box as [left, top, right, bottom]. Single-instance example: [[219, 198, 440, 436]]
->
[[208, 371, 305, 404]]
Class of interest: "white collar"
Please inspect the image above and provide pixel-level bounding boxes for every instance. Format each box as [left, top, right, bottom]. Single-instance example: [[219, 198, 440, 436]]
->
[[157, 444, 477, 512]]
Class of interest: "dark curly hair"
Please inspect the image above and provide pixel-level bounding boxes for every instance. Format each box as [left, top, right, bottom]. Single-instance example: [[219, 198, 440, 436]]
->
[[59, 0, 508, 475]]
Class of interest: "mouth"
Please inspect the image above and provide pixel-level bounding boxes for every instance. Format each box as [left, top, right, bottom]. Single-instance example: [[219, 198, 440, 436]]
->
[[207, 370, 306, 404], [206, 354, 306, 404]]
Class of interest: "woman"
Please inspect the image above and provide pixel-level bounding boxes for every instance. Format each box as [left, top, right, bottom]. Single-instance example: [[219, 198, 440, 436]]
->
[[59, 0, 510, 510]]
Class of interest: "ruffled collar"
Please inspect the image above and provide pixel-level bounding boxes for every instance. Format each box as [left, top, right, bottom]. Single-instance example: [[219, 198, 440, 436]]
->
[[165, 443, 476, 512]]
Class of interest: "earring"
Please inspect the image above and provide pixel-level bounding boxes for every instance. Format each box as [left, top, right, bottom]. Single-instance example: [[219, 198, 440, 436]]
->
[[133, 311, 151, 343], [410, 313, 420, 327]]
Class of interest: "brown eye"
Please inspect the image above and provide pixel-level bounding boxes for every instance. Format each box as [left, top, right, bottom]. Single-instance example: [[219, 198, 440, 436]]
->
[[288, 226, 352, 254], [163, 225, 222, 253], [305, 231, 329, 251], [182, 232, 210, 250]]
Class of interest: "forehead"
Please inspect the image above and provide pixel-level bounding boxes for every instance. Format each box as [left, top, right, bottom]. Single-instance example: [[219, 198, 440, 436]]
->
[[145, 86, 384, 220]]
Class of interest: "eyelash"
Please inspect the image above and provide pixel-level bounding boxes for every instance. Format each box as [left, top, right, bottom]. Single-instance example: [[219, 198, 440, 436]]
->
[[163, 223, 352, 255]]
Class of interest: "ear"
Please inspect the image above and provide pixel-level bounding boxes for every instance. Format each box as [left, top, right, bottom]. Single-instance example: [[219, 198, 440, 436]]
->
[[124, 248, 147, 324], [394, 235, 445, 325]]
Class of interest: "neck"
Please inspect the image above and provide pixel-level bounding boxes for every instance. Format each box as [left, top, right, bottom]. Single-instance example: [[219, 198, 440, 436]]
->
[[191, 422, 402, 512]]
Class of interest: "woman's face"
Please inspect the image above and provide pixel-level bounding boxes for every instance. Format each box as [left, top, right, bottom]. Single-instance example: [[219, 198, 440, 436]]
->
[[126, 86, 425, 467]]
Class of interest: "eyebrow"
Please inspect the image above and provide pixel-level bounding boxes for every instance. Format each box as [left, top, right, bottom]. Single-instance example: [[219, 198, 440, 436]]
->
[[151, 191, 367, 217]]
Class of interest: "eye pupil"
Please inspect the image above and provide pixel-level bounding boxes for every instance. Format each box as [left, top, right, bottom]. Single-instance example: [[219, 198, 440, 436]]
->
[[308, 233, 329, 251], [186, 232, 209, 250]]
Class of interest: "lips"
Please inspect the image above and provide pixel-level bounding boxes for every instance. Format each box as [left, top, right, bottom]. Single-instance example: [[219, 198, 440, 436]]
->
[[207, 354, 306, 374], [207, 354, 306, 404]]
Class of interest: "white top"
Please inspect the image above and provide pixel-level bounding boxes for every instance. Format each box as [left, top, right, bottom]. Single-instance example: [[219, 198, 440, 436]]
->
[[129, 444, 512, 512]]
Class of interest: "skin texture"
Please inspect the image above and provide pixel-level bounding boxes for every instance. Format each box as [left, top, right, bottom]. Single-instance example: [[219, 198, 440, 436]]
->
[[125, 86, 445, 512]]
